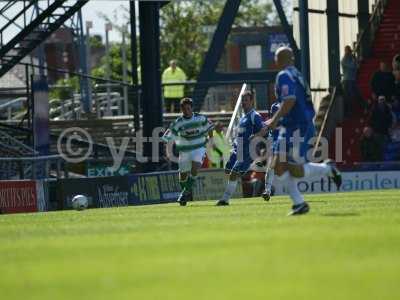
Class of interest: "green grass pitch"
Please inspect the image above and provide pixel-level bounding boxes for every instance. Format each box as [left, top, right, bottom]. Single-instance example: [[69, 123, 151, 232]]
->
[[1, 189, 400, 300]]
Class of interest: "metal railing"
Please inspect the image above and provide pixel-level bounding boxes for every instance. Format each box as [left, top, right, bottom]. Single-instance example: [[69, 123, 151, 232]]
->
[[1, 76, 273, 121], [0, 97, 26, 120], [312, 86, 339, 158], [353, 0, 389, 62], [0, 128, 36, 156], [49, 91, 125, 120], [0, 154, 67, 180]]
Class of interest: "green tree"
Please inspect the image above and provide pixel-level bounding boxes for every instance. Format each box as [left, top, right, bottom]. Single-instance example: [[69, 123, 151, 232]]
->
[[89, 34, 104, 50], [49, 76, 80, 100], [96, 1, 284, 81], [91, 41, 131, 82], [159, 0, 279, 79]]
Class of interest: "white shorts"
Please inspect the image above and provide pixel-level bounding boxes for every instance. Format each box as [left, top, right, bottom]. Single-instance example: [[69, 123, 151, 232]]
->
[[178, 147, 206, 172]]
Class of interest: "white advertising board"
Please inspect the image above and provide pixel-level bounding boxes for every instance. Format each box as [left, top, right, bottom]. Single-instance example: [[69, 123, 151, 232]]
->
[[273, 171, 400, 195]]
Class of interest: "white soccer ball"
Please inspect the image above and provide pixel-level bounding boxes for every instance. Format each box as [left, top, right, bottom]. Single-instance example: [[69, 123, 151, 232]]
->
[[71, 195, 89, 211]]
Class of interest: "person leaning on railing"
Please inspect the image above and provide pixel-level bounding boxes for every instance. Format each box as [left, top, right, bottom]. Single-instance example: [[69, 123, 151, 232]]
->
[[341, 45, 367, 117]]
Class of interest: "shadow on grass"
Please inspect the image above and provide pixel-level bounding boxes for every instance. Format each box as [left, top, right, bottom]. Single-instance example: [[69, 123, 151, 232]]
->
[[306, 200, 329, 204], [321, 212, 360, 217], [191, 199, 330, 208]]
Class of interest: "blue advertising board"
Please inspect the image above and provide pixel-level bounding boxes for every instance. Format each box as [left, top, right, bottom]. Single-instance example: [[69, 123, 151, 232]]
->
[[57, 176, 130, 209], [128, 169, 242, 205], [57, 170, 243, 209], [129, 171, 180, 205]]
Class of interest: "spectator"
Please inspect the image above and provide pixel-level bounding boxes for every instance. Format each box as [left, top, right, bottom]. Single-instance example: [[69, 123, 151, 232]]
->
[[391, 98, 400, 122], [341, 45, 366, 117], [370, 61, 396, 102], [393, 53, 400, 80], [207, 122, 230, 168], [390, 126, 400, 143], [370, 96, 393, 138], [162, 60, 187, 113], [393, 54, 400, 101], [394, 79, 400, 101], [360, 127, 384, 162], [389, 99, 400, 142]]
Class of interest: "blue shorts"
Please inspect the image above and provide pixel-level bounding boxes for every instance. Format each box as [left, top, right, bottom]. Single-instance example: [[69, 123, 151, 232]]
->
[[273, 124, 315, 163], [225, 150, 253, 175]]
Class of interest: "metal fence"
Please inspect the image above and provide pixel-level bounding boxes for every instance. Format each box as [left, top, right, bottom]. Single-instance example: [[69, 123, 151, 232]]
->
[[0, 154, 67, 180]]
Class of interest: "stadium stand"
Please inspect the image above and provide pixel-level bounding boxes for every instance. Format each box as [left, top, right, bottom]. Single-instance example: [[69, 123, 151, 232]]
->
[[338, 0, 400, 165]]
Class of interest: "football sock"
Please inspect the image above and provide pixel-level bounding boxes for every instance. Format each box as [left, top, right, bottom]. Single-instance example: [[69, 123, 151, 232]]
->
[[221, 180, 238, 202], [179, 179, 188, 191], [265, 168, 275, 192], [287, 176, 305, 205], [304, 162, 330, 178], [186, 175, 197, 192]]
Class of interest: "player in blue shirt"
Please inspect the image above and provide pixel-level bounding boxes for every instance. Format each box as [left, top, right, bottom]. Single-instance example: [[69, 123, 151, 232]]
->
[[217, 91, 264, 206], [259, 47, 342, 215]]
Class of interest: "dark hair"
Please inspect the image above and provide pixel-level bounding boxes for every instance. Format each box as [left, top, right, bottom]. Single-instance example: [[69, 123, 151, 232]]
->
[[180, 97, 193, 107], [242, 90, 254, 100]]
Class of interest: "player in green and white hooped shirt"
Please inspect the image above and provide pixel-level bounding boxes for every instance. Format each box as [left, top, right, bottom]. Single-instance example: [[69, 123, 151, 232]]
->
[[162, 98, 214, 206]]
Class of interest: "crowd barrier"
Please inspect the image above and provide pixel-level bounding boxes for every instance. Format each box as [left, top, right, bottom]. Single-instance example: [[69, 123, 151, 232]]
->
[[254, 170, 400, 195], [0, 169, 399, 215], [57, 169, 242, 209]]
